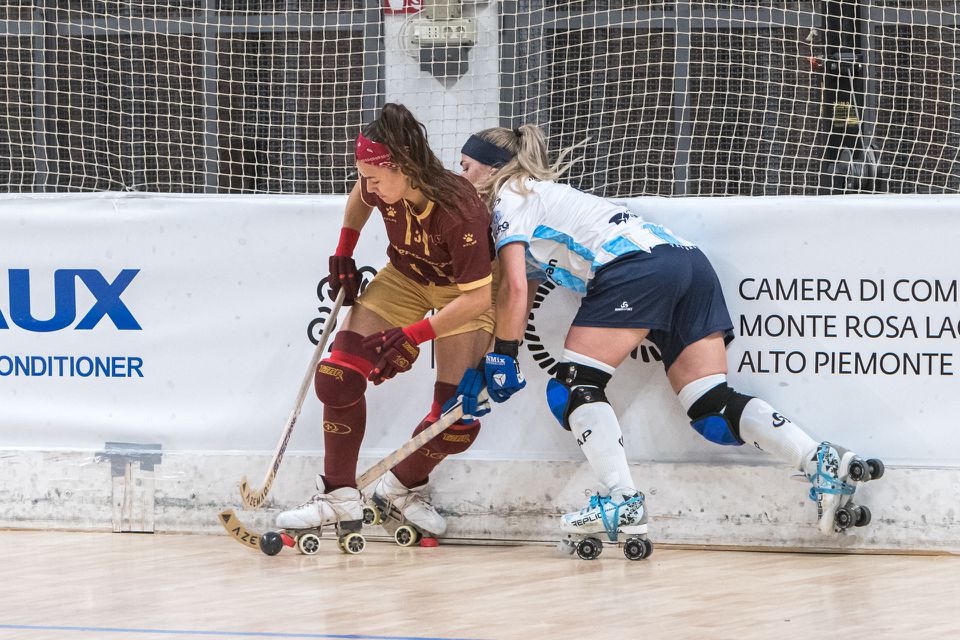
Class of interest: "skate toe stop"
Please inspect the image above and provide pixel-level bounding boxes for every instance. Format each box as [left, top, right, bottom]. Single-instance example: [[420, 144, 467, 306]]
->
[[419, 537, 439, 547]]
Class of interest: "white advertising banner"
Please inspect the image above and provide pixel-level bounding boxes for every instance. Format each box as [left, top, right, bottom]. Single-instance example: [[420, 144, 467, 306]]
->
[[0, 194, 388, 452], [1, 193, 958, 469], [627, 194, 960, 467]]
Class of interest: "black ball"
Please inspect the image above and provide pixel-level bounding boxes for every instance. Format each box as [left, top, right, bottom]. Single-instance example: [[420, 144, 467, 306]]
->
[[259, 531, 284, 556]]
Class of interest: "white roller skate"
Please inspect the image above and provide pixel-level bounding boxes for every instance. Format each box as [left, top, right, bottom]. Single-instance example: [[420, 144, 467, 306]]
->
[[259, 476, 365, 556], [558, 492, 652, 561], [363, 471, 445, 547], [804, 441, 885, 535]]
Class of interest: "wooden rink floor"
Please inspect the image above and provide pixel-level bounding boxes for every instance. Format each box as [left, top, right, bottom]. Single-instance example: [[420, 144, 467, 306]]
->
[[0, 531, 957, 640]]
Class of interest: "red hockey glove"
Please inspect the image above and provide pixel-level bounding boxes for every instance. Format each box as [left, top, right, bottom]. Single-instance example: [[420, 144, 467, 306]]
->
[[328, 227, 361, 305], [361, 320, 435, 385]]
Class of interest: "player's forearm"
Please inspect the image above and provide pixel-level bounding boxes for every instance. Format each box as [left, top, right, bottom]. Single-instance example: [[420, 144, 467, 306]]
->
[[342, 182, 374, 232], [494, 276, 528, 342], [427, 283, 493, 337]]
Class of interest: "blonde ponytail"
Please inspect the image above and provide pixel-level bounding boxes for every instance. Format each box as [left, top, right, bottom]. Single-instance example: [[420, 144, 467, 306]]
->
[[470, 125, 588, 202]]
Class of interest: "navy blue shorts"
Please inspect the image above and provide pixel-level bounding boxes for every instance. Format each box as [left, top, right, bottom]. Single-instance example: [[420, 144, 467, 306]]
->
[[572, 245, 734, 370]]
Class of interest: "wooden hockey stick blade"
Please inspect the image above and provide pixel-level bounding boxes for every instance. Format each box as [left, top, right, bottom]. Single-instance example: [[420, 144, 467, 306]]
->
[[238, 475, 271, 511], [218, 508, 263, 550], [239, 290, 345, 511], [355, 389, 489, 492]]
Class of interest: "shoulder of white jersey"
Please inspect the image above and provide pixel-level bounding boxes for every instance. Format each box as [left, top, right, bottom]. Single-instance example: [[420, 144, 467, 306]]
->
[[492, 179, 540, 251], [494, 177, 537, 206]]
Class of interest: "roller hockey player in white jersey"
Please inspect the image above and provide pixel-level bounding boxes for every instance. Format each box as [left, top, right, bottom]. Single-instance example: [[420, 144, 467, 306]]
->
[[452, 125, 884, 559]]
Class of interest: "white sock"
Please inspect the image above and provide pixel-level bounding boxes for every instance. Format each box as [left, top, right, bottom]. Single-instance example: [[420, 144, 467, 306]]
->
[[738, 397, 818, 471], [563, 350, 635, 497], [569, 402, 637, 497], [678, 375, 818, 471]]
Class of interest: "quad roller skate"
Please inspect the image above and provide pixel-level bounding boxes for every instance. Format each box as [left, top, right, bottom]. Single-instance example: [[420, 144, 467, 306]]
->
[[362, 471, 444, 547], [259, 479, 366, 556], [558, 492, 652, 561], [804, 441, 885, 535]]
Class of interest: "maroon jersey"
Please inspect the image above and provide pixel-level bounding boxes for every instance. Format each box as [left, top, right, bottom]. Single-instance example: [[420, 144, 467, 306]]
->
[[360, 173, 494, 290]]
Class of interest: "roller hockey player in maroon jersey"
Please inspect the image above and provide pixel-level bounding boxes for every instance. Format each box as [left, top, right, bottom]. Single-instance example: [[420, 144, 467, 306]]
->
[[273, 104, 495, 551], [455, 125, 883, 560]]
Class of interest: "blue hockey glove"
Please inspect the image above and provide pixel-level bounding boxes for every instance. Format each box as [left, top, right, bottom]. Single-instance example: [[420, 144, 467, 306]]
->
[[484, 339, 526, 403], [441, 367, 490, 424]]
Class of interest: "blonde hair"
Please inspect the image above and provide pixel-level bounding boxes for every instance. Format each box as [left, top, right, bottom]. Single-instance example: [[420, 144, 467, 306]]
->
[[471, 124, 588, 202]]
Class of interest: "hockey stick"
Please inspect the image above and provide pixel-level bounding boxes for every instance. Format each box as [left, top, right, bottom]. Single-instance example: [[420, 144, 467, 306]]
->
[[219, 388, 488, 550], [355, 388, 489, 491], [218, 508, 263, 550], [239, 288, 345, 510]]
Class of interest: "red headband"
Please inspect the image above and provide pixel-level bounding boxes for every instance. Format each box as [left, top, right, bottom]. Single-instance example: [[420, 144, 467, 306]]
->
[[355, 132, 398, 168]]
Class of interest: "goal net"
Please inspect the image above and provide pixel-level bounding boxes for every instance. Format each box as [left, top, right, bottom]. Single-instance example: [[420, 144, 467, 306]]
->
[[0, 1, 957, 197]]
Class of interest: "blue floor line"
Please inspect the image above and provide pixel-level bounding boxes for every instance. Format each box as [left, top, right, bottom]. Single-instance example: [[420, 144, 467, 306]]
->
[[0, 625, 487, 640]]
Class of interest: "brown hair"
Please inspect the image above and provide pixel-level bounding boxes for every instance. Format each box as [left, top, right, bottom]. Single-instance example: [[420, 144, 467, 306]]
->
[[362, 103, 476, 220]]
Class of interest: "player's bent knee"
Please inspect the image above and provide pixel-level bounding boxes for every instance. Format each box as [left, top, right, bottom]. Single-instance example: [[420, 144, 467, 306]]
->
[[546, 362, 613, 430], [426, 421, 481, 457], [690, 414, 741, 446], [315, 357, 367, 408], [546, 378, 572, 429], [686, 382, 752, 446]]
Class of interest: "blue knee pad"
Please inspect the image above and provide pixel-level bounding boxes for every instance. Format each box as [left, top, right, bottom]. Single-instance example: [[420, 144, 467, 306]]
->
[[686, 382, 752, 446], [545, 362, 613, 431], [546, 378, 570, 428], [690, 414, 741, 446]]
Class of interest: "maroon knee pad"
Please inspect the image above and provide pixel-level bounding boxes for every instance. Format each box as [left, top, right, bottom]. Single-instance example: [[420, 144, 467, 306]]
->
[[392, 381, 481, 486], [314, 331, 373, 408], [392, 420, 481, 487], [429, 379, 481, 454], [427, 421, 482, 457]]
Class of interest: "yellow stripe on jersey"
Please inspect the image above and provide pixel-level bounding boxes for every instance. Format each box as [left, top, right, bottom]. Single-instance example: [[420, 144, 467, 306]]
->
[[456, 274, 493, 292], [410, 199, 435, 221]]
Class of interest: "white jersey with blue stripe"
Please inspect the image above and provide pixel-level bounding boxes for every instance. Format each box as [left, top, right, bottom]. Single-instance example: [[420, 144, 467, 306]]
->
[[491, 178, 694, 293]]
